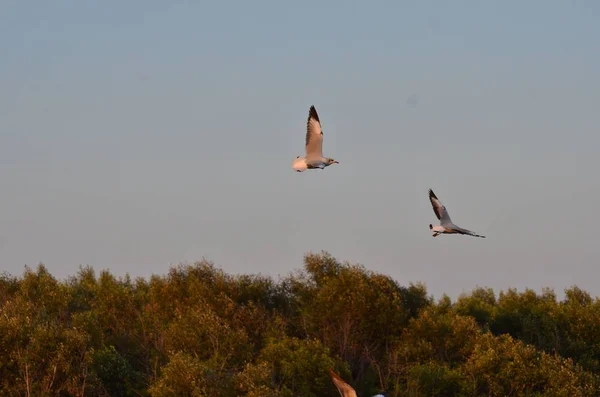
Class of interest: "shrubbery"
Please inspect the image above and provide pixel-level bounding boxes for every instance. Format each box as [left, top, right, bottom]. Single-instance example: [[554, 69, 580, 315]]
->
[[0, 252, 598, 396]]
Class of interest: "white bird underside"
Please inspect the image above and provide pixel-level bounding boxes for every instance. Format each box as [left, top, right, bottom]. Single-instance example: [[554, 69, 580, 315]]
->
[[428, 189, 485, 238], [292, 156, 307, 172], [292, 156, 328, 172]]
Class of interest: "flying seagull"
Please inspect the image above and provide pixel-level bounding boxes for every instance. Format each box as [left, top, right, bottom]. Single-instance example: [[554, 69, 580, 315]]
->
[[329, 369, 385, 397], [292, 105, 339, 172], [428, 189, 486, 238]]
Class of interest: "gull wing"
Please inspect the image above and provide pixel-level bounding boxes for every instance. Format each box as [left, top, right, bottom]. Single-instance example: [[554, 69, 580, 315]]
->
[[329, 369, 358, 397], [429, 189, 453, 226], [448, 225, 486, 238], [305, 105, 324, 161]]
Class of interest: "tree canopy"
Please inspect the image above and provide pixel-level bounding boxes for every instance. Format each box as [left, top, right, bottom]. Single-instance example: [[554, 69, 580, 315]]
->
[[1, 252, 598, 396]]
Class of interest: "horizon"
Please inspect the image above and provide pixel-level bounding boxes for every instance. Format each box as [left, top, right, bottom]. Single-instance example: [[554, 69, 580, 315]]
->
[[2, 252, 591, 302]]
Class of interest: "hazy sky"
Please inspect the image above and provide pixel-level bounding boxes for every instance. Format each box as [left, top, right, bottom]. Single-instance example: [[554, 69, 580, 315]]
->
[[2, 1, 599, 299]]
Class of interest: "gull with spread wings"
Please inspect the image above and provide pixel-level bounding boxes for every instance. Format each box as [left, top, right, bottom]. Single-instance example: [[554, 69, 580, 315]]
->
[[329, 369, 385, 397], [428, 189, 486, 238], [292, 105, 339, 172]]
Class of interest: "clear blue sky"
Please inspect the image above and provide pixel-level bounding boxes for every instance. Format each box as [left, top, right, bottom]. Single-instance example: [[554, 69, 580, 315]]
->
[[2, 1, 599, 299]]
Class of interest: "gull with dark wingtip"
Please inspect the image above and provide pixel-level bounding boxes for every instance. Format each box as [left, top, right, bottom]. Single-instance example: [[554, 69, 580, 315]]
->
[[292, 105, 339, 172], [428, 189, 486, 238]]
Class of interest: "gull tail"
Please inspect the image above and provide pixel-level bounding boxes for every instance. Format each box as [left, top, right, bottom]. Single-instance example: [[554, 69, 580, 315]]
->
[[293, 157, 307, 172]]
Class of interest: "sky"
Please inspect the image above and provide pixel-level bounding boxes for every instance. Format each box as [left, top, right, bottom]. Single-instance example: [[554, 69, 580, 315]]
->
[[1, 1, 599, 300]]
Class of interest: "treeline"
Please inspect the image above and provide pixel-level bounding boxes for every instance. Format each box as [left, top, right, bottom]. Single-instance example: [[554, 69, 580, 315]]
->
[[1, 252, 599, 396]]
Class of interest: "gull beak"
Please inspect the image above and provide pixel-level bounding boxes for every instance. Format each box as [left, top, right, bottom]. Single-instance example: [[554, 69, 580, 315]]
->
[[334, 160, 339, 164]]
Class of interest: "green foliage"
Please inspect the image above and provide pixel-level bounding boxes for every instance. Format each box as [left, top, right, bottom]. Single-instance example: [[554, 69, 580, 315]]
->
[[0, 265, 100, 396], [298, 252, 431, 387], [148, 351, 236, 397], [454, 287, 496, 327], [0, 254, 599, 396], [463, 333, 595, 396], [406, 362, 463, 396], [237, 336, 342, 397], [92, 345, 137, 396]]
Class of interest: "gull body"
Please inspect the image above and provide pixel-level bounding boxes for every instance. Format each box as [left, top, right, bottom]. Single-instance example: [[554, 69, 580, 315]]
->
[[292, 105, 339, 172], [428, 189, 486, 238], [329, 369, 385, 397]]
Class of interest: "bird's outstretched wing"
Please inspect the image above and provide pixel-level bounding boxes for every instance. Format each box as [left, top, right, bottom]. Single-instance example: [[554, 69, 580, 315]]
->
[[449, 226, 486, 238], [305, 105, 324, 160], [429, 189, 453, 225], [329, 369, 358, 397]]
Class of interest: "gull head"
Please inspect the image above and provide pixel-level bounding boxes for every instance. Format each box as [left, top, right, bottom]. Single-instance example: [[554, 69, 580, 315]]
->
[[326, 158, 339, 166], [429, 224, 433, 230]]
